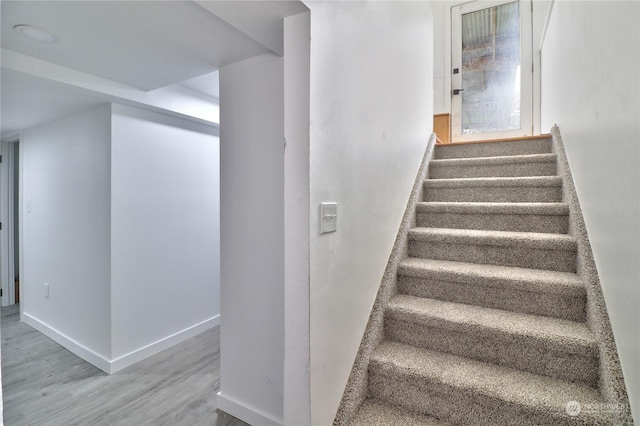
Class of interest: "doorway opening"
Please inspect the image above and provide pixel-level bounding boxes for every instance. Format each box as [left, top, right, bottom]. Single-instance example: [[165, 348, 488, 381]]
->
[[451, 0, 533, 142], [1, 140, 20, 307]]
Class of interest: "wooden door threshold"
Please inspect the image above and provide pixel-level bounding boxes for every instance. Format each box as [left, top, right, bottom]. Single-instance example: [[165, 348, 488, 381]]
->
[[438, 134, 551, 146]]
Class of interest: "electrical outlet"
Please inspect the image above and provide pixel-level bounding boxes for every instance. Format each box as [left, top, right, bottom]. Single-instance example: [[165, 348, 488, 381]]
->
[[44, 283, 49, 299]]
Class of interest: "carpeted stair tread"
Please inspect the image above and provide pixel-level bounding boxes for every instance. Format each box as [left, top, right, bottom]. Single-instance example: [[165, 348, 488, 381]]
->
[[431, 153, 557, 167], [408, 227, 577, 251], [370, 341, 607, 423], [350, 399, 448, 426], [424, 175, 563, 188], [424, 177, 563, 203], [429, 153, 558, 179], [416, 201, 569, 215], [434, 137, 552, 159], [398, 258, 584, 296], [416, 202, 569, 233], [408, 228, 577, 272], [386, 295, 597, 357], [423, 176, 564, 204]]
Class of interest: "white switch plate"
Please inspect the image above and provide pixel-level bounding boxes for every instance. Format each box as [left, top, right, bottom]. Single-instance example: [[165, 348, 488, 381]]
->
[[27, 200, 32, 213], [320, 202, 338, 234], [44, 283, 49, 299]]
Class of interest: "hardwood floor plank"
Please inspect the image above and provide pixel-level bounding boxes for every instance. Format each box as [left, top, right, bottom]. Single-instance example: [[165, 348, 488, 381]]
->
[[2, 305, 248, 426]]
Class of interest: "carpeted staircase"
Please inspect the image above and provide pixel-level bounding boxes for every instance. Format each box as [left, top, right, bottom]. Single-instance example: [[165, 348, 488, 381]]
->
[[343, 135, 631, 425]]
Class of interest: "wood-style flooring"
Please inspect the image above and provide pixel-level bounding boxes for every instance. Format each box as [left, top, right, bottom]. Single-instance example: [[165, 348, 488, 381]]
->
[[1, 305, 249, 426]]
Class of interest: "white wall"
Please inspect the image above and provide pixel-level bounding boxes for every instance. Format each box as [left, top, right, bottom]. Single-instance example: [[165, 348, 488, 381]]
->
[[19, 102, 219, 373], [21, 104, 112, 361], [218, 53, 285, 426], [541, 1, 640, 420], [283, 11, 311, 426], [306, 2, 433, 424], [110, 104, 220, 366]]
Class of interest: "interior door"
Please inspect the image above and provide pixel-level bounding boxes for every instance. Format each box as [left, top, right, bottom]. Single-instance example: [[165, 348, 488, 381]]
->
[[451, 0, 533, 142]]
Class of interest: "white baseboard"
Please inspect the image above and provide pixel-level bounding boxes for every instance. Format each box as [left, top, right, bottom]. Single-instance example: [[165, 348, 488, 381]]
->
[[23, 312, 220, 374], [23, 312, 112, 373], [217, 391, 282, 426], [110, 315, 219, 373]]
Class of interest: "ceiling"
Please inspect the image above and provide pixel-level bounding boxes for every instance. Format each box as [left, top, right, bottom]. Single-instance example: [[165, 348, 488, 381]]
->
[[1, 1, 268, 91], [178, 71, 220, 99], [196, 1, 310, 56], [1, 0, 306, 140], [1, 69, 110, 140]]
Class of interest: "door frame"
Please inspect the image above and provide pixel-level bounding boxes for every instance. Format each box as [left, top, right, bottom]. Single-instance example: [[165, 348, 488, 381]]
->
[[450, 0, 533, 142], [1, 138, 18, 306]]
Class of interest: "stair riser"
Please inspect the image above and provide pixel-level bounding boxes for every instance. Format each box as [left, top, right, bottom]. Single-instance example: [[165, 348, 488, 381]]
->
[[424, 186, 563, 203], [417, 211, 569, 234], [435, 139, 552, 159], [430, 162, 557, 179], [384, 318, 598, 387], [350, 401, 444, 426], [397, 276, 586, 322], [368, 366, 607, 425], [408, 241, 576, 272]]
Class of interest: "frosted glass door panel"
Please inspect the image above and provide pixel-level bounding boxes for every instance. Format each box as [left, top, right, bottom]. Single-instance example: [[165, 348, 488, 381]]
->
[[451, 0, 532, 142], [461, 2, 520, 134]]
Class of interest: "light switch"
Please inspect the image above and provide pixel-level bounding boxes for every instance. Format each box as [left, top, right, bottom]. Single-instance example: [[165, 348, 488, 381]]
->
[[320, 202, 338, 234]]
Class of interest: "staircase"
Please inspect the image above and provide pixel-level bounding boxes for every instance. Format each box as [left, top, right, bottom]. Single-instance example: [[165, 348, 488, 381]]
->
[[347, 136, 628, 425]]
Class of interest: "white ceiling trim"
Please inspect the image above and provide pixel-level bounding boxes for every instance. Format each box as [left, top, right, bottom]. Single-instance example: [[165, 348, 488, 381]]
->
[[1, 49, 219, 137]]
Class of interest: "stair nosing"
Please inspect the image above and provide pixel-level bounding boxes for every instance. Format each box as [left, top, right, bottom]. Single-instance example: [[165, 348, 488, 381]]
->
[[352, 399, 448, 426], [430, 153, 557, 167], [424, 176, 563, 188], [397, 258, 584, 296], [416, 201, 569, 215], [408, 227, 577, 251], [386, 294, 597, 357]]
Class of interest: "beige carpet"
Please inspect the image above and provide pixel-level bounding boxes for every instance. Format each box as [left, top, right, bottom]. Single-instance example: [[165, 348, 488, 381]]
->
[[340, 135, 632, 425]]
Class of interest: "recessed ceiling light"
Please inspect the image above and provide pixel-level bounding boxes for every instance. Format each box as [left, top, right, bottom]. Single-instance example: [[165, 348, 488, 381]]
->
[[14, 25, 57, 43]]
